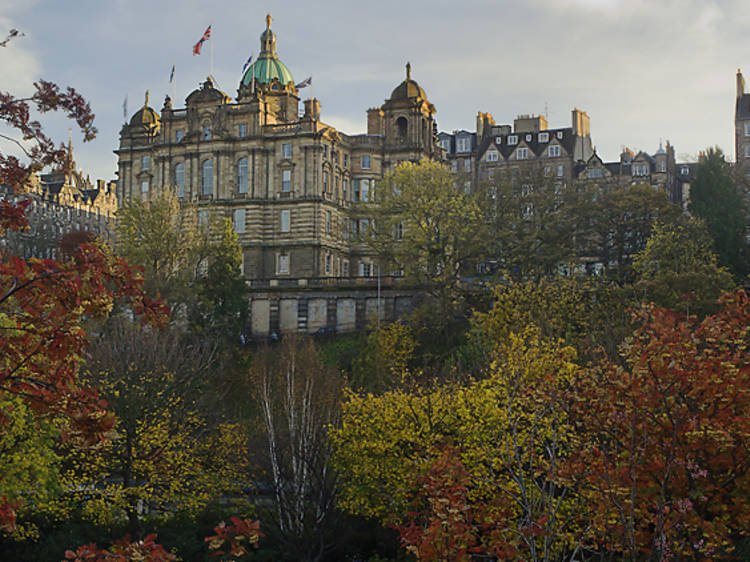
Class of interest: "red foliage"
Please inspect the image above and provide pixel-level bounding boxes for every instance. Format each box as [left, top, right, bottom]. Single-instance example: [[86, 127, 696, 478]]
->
[[64, 534, 176, 561], [567, 291, 750, 559], [205, 516, 263, 559]]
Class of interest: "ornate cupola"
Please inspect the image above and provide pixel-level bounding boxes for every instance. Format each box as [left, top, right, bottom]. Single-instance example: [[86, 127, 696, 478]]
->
[[238, 14, 297, 101]]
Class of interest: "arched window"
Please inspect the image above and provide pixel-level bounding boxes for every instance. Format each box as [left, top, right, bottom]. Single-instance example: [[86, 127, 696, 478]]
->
[[174, 162, 185, 198], [237, 157, 248, 194], [396, 116, 408, 138], [202, 159, 213, 196]]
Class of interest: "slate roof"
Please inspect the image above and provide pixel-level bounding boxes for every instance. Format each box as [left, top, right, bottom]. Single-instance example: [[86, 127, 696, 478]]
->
[[476, 127, 576, 161]]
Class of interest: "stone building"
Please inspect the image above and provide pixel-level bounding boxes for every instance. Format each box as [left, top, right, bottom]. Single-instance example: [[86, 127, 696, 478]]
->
[[116, 15, 440, 284], [735, 68, 750, 174], [1, 142, 117, 259]]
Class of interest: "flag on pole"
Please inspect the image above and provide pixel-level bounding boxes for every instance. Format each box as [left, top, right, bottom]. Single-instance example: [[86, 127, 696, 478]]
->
[[295, 76, 312, 89], [169, 64, 175, 83], [122, 95, 128, 121], [241, 54, 253, 74], [192, 25, 211, 55]]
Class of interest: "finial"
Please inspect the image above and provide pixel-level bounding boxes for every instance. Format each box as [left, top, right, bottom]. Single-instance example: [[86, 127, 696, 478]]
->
[[144, 90, 149, 107], [406, 62, 411, 80], [266, 13, 272, 29]]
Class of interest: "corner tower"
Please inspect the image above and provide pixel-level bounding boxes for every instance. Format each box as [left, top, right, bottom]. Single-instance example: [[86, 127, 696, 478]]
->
[[374, 63, 439, 168]]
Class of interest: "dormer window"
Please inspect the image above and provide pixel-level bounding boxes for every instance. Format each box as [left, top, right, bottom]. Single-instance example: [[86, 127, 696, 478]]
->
[[495, 136, 502, 145], [456, 137, 471, 153], [633, 164, 649, 176], [485, 150, 499, 162], [681, 166, 689, 175], [525, 134, 532, 142], [516, 147, 529, 160], [556, 131, 563, 139], [548, 145, 561, 157], [538, 132, 549, 143], [508, 135, 518, 145], [439, 138, 451, 152]]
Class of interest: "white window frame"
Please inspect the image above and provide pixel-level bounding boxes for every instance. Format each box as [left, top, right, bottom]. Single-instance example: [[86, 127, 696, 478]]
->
[[456, 137, 471, 153], [516, 147, 529, 160], [141, 180, 149, 194], [486, 150, 499, 162], [495, 136, 503, 145], [282, 169, 291, 192], [361, 155, 371, 169], [633, 163, 649, 176], [557, 165, 564, 178], [538, 132, 549, 143], [508, 135, 518, 146], [548, 145, 561, 157], [237, 158, 248, 193], [556, 131, 563, 139]]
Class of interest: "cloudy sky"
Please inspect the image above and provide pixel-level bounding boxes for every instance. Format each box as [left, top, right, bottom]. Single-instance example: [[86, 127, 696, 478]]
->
[[1, 0, 748, 181]]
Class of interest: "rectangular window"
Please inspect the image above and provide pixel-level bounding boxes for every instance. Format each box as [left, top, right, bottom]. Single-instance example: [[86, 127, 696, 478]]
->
[[282, 143, 292, 159], [198, 210, 209, 225], [343, 154, 349, 167], [326, 210, 332, 233], [238, 124, 247, 138], [141, 180, 149, 194], [238, 158, 248, 193], [343, 260, 349, 277], [745, 123, 750, 137], [516, 147, 529, 160], [142, 156, 150, 170], [277, 254, 290, 275], [556, 131, 563, 139], [343, 179, 349, 201], [323, 145, 328, 159], [322, 170, 328, 192], [335, 176, 340, 198], [203, 125, 211, 140], [538, 132, 549, 143], [544, 166, 552, 177], [280, 209, 290, 233], [658, 161, 666, 173], [282, 169, 291, 192], [361, 179, 371, 202], [353, 179, 360, 201], [456, 137, 471, 153], [464, 159, 471, 171], [174, 163, 185, 197], [359, 262, 372, 277], [548, 145, 561, 157], [508, 135, 518, 145], [325, 254, 331, 274], [233, 209, 246, 233], [633, 164, 649, 176], [440, 138, 451, 152], [175, 129, 183, 142], [745, 145, 750, 158], [587, 168, 603, 178], [557, 165, 564, 178], [486, 150, 499, 162], [361, 155, 371, 169]]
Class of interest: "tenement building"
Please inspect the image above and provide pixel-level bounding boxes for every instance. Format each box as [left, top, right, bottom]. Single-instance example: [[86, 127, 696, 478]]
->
[[116, 15, 440, 284], [440, 109, 681, 203], [1, 142, 117, 259]]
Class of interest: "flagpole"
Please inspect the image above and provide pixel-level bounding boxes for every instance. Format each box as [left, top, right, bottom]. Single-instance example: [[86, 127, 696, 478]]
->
[[209, 23, 214, 79]]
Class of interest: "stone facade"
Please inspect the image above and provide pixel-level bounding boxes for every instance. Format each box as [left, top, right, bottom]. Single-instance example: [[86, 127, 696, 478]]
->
[[735, 69, 750, 174], [1, 143, 117, 259], [115, 16, 440, 284]]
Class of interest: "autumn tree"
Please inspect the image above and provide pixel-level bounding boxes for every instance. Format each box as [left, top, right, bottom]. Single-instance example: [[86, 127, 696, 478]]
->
[[633, 219, 735, 316], [251, 337, 345, 561], [688, 147, 748, 277], [567, 291, 750, 559], [0, 79, 165, 531], [332, 328, 587, 560]]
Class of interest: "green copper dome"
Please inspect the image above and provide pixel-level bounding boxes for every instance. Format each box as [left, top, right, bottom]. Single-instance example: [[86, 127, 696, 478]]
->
[[241, 56, 294, 87], [240, 14, 294, 88]]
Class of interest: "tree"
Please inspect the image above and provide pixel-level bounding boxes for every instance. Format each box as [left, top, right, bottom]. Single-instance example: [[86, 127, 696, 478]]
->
[[633, 219, 735, 316], [0, 79, 165, 530], [567, 292, 750, 559], [581, 183, 683, 283], [332, 328, 587, 560], [58, 317, 250, 536], [369, 160, 489, 313], [251, 337, 345, 561], [688, 148, 748, 278]]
